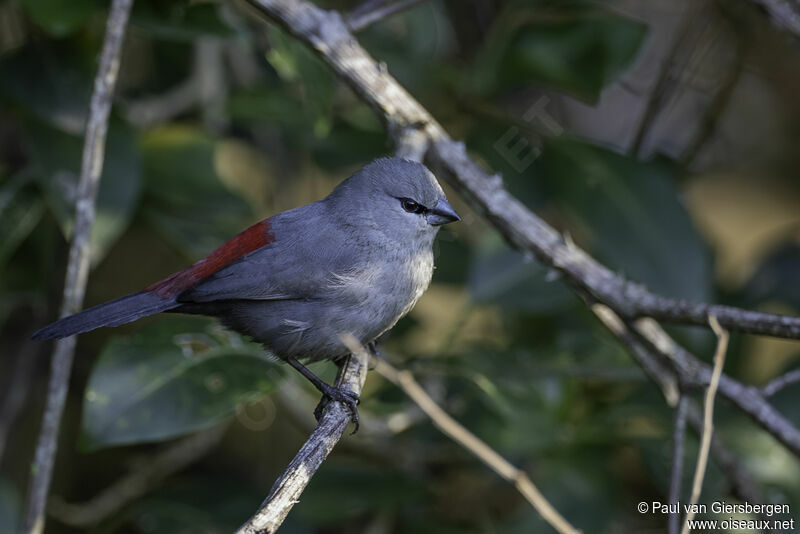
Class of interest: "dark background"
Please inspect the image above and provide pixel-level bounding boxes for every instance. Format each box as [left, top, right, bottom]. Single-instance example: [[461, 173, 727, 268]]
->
[[2, 0, 800, 532]]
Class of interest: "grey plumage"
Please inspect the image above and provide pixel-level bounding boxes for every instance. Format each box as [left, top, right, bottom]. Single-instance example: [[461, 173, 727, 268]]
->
[[33, 157, 459, 366]]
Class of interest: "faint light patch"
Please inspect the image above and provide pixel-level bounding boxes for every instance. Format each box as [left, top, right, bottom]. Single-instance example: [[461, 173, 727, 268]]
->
[[204, 373, 226, 393], [85, 389, 109, 406], [173, 333, 216, 357], [236, 396, 276, 432]]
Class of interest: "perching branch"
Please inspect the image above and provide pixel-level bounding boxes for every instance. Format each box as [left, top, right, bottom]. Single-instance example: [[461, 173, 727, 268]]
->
[[234, 350, 369, 534], [762, 368, 800, 397], [23, 2, 134, 532]]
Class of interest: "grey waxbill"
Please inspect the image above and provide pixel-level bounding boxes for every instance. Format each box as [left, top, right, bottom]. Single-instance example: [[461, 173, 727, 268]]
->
[[32, 157, 461, 430]]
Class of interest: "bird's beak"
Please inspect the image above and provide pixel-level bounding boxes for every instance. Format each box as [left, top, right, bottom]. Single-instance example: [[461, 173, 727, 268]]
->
[[427, 198, 461, 226]]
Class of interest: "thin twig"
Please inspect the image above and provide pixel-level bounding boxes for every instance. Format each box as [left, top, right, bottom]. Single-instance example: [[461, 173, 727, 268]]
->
[[48, 424, 227, 527], [346, 0, 430, 32], [361, 348, 580, 534], [234, 348, 369, 534], [681, 316, 729, 534], [762, 368, 800, 397], [24, 2, 134, 532], [668, 395, 689, 534]]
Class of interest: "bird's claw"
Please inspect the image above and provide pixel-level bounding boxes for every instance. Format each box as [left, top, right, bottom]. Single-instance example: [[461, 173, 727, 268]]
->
[[313, 385, 361, 434]]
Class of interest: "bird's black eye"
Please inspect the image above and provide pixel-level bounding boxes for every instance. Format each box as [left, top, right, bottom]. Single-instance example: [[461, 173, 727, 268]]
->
[[400, 198, 426, 214]]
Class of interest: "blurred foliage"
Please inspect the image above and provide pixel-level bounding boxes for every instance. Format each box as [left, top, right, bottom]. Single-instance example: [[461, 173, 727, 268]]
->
[[0, 478, 19, 534], [471, 1, 647, 102], [82, 317, 280, 450], [2, 0, 800, 532]]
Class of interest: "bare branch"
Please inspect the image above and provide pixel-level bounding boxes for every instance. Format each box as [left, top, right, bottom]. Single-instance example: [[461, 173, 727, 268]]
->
[[681, 316, 728, 534], [346, 0, 430, 32], [762, 368, 800, 397], [394, 126, 430, 162], [368, 352, 581, 534], [24, 2, 134, 532], [749, 0, 800, 39], [234, 350, 368, 534], [668, 395, 689, 534], [48, 424, 227, 527]]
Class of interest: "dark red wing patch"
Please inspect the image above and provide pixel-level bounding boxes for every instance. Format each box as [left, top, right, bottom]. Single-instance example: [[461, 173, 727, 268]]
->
[[147, 219, 274, 299]]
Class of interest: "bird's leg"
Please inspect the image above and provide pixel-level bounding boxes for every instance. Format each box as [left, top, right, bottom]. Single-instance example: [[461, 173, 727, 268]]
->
[[286, 357, 360, 432]]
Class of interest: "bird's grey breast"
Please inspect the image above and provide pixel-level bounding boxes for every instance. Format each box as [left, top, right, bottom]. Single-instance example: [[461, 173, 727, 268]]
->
[[327, 243, 434, 340]]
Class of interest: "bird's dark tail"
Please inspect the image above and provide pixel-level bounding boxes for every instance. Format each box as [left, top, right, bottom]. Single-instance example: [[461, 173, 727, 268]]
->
[[31, 291, 179, 340]]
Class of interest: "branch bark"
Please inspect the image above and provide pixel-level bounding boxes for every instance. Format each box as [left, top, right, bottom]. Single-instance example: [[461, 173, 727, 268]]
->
[[23, 2, 134, 532], [750, 0, 800, 38], [234, 351, 368, 534]]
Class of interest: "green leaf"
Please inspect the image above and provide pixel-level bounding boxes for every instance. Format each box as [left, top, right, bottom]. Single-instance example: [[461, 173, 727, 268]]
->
[[265, 27, 336, 136], [18, 0, 99, 37], [535, 138, 711, 301], [81, 317, 280, 450], [25, 118, 142, 266], [124, 477, 264, 534], [0, 478, 19, 534], [474, 5, 647, 102], [0, 44, 91, 132], [140, 126, 254, 259]]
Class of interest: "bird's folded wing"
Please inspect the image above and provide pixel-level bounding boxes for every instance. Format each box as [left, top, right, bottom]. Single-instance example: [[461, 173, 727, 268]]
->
[[178, 208, 351, 303]]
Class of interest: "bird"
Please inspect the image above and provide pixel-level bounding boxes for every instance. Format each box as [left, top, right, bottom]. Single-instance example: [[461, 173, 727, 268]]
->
[[32, 157, 461, 428]]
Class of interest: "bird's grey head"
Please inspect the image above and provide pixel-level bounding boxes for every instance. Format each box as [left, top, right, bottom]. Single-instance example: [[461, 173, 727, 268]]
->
[[327, 157, 460, 245]]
